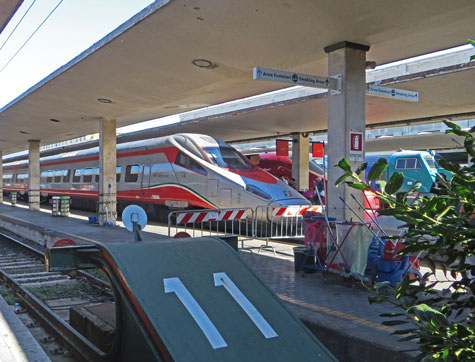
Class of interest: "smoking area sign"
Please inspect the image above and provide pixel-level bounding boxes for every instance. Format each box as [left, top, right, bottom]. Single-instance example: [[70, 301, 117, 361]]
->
[[349, 132, 363, 161]]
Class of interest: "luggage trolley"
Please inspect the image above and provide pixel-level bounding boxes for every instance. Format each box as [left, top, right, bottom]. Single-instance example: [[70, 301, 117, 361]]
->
[[303, 216, 375, 278], [297, 211, 337, 273]]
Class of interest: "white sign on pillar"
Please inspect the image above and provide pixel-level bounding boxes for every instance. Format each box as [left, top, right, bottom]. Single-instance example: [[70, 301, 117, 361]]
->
[[366, 84, 419, 102], [349, 132, 364, 161], [253, 67, 341, 92]]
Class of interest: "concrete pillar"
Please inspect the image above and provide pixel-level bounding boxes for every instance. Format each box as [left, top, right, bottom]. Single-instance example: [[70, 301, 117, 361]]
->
[[291, 133, 309, 192], [0, 150, 3, 203], [324, 41, 369, 221], [28, 140, 41, 211], [98, 118, 117, 225]]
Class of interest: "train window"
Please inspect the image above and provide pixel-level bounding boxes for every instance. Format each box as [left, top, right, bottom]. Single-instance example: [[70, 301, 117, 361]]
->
[[63, 170, 71, 183], [423, 155, 437, 169], [2, 173, 13, 183], [175, 152, 207, 175], [73, 169, 82, 183], [405, 158, 422, 169], [83, 168, 94, 183], [116, 166, 122, 182], [125, 165, 141, 182], [395, 159, 405, 170], [405, 158, 416, 169], [174, 135, 206, 160], [54, 170, 63, 183], [46, 170, 54, 183], [203, 147, 254, 170], [92, 168, 100, 183], [17, 173, 28, 183]]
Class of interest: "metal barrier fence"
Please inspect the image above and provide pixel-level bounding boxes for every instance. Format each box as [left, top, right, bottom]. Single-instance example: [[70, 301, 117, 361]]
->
[[168, 205, 322, 247], [254, 205, 322, 240], [168, 207, 255, 247]]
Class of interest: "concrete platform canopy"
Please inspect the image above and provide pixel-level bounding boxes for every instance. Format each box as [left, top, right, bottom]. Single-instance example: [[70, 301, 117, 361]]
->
[[0, 0, 474, 154], [0, 0, 22, 35]]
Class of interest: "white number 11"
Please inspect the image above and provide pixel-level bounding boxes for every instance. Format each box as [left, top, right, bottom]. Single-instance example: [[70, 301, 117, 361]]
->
[[164, 272, 278, 350]]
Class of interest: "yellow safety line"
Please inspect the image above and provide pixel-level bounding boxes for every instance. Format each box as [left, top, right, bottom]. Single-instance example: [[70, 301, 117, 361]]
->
[[278, 294, 396, 333]]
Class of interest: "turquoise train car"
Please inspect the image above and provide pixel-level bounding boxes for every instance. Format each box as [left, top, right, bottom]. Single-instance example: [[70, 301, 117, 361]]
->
[[366, 150, 452, 195]]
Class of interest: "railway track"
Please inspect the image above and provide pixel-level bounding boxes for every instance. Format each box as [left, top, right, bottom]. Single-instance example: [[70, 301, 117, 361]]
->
[[0, 230, 115, 361]]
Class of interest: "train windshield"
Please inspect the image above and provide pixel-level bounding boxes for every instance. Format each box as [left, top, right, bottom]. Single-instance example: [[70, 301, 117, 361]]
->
[[423, 155, 437, 169], [204, 147, 255, 170]]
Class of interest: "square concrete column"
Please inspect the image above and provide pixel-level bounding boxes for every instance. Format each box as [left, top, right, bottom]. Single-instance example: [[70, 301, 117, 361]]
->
[[28, 140, 41, 211], [291, 133, 310, 192], [98, 118, 117, 225], [324, 41, 369, 221], [0, 150, 3, 203]]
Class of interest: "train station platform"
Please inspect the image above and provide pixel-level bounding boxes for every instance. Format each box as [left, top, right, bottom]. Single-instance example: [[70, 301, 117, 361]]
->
[[0, 202, 417, 362], [0, 294, 50, 362]]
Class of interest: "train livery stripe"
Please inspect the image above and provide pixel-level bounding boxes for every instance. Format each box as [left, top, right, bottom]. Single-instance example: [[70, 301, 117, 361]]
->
[[148, 183, 217, 209], [3, 183, 219, 210]]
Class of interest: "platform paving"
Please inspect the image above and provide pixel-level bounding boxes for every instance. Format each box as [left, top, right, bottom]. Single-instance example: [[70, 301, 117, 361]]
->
[[0, 295, 50, 362], [0, 202, 418, 361], [0, 203, 168, 246]]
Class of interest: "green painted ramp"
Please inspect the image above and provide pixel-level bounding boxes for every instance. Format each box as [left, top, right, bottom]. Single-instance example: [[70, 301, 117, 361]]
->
[[47, 237, 337, 361]]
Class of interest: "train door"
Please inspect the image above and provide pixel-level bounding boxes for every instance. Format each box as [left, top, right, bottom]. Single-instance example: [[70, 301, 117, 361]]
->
[[172, 151, 209, 206], [140, 159, 152, 200], [207, 179, 232, 207], [149, 153, 179, 202], [219, 188, 232, 207], [207, 179, 219, 198], [123, 164, 144, 200]]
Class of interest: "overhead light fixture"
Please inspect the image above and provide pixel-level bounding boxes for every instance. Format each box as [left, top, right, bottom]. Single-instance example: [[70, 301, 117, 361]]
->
[[97, 98, 112, 103], [49, 118, 60, 123], [19, 131, 29, 134], [192, 59, 216, 69], [0, 139, 5, 142]]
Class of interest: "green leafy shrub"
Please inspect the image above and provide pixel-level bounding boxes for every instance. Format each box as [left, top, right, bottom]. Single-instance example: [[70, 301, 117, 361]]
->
[[335, 121, 474, 361]]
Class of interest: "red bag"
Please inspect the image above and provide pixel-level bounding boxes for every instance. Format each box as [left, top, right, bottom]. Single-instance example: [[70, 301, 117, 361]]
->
[[383, 241, 405, 261]]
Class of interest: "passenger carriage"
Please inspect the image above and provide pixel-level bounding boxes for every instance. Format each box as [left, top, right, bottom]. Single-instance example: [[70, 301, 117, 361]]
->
[[2, 134, 311, 220]]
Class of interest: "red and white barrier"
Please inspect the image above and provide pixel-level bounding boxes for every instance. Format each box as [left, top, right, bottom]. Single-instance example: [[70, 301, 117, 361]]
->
[[272, 205, 322, 218], [176, 208, 250, 224]]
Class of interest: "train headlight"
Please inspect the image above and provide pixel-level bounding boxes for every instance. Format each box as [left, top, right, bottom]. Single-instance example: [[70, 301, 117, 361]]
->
[[246, 185, 272, 200]]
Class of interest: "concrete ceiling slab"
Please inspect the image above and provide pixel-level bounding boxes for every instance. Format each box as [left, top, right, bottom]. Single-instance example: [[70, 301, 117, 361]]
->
[[147, 68, 475, 143], [1, 0, 475, 154], [0, 0, 21, 34]]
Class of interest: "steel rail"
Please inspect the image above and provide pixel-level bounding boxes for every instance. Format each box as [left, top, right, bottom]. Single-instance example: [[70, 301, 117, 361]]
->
[[0, 230, 112, 290], [0, 231, 112, 361]]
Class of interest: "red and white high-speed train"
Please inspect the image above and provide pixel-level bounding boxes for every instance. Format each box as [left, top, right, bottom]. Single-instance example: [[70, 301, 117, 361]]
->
[[2, 134, 311, 218]]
